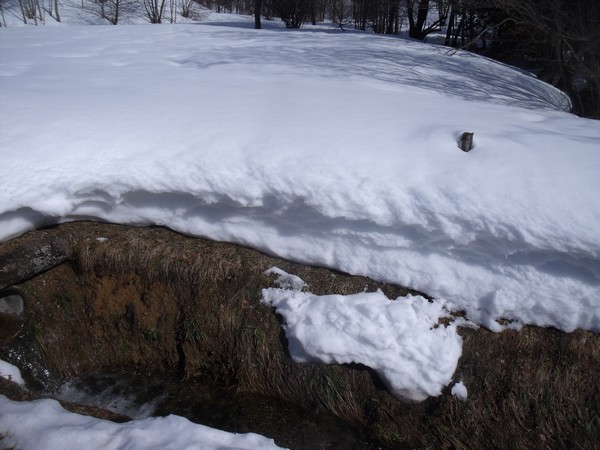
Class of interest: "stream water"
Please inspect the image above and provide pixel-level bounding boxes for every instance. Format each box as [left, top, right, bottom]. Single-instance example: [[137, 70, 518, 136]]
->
[[1, 335, 385, 450]]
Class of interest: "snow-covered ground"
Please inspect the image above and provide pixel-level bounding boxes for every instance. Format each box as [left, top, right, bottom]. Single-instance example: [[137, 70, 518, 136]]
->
[[263, 268, 464, 401], [0, 360, 284, 450], [0, 360, 284, 449], [0, 360, 25, 386], [0, 396, 282, 449], [2, 17, 598, 332], [1, 6, 600, 447]]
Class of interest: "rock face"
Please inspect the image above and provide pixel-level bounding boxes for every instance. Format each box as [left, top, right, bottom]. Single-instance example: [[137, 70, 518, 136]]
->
[[0, 233, 71, 290]]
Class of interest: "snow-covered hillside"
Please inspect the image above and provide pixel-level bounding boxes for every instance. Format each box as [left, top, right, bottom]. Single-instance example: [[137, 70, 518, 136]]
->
[[2, 19, 598, 333], [1, 9, 599, 447]]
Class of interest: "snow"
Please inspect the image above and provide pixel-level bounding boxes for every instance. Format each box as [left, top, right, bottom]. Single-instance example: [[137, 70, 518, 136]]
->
[[451, 381, 468, 401], [1, 5, 600, 415], [264, 267, 308, 291], [0, 359, 284, 448], [262, 269, 462, 401], [0, 360, 25, 386], [1, 22, 598, 337], [0, 395, 285, 450]]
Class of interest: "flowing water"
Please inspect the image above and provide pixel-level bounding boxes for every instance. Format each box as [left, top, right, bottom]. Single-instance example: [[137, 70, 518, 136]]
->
[[1, 337, 384, 450], [0, 334, 61, 393]]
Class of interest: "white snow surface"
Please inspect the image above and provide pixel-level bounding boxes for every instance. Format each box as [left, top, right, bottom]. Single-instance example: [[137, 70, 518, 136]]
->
[[451, 381, 468, 401], [0, 360, 25, 386], [264, 267, 308, 291], [1, 20, 600, 337], [261, 270, 462, 401], [0, 395, 285, 450]]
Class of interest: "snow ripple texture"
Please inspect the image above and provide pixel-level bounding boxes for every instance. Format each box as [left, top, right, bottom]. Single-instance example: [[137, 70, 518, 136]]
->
[[1, 24, 599, 334], [262, 283, 463, 402]]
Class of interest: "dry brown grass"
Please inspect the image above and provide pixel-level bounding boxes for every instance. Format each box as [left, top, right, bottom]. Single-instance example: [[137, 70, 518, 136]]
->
[[2, 221, 598, 449]]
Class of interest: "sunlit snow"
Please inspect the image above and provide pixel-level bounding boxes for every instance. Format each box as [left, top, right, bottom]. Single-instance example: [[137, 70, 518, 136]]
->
[[262, 268, 463, 401], [0, 393, 284, 450], [1, 360, 285, 449], [2, 21, 598, 335], [451, 381, 468, 401], [0, 360, 25, 386], [1, 9, 600, 437]]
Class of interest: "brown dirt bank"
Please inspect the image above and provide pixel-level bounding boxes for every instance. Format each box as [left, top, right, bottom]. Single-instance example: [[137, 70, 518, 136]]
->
[[1, 221, 598, 449]]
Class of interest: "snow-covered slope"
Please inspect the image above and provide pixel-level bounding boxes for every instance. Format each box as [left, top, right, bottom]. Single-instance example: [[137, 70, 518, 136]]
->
[[1, 22, 599, 336]]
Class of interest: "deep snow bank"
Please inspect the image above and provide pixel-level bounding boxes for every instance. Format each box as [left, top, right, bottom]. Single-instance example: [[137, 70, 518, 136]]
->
[[1, 24, 599, 333]]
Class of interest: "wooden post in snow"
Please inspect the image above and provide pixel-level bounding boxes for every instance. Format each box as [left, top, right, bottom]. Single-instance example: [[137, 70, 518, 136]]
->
[[459, 132, 474, 152]]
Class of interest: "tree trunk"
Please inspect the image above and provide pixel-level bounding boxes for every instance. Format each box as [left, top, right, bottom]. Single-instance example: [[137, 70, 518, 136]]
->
[[53, 0, 60, 22], [444, 7, 455, 46], [114, 0, 120, 24], [407, 0, 431, 40], [0, 0, 7, 26], [254, 0, 262, 28]]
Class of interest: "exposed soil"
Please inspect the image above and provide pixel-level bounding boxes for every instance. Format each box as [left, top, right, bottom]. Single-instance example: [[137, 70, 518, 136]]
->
[[1, 221, 599, 449]]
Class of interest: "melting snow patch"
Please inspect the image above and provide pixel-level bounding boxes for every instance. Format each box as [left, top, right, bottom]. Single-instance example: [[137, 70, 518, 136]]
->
[[264, 267, 307, 291], [261, 270, 462, 402], [451, 381, 468, 401], [0, 359, 25, 386]]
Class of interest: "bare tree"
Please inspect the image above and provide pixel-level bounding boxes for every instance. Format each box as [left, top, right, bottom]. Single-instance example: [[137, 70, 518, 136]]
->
[[254, 0, 262, 28], [406, 0, 442, 40], [98, 0, 122, 24], [352, 0, 370, 30], [47, 0, 60, 21], [492, 0, 600, 118], [272, 0, 307, 28], [143, 0, 167, 22], [0, 0, 7, 26], [18, 0, 44, 24], [180, 0, 194, 17], [436, 0, 599, 118], [168, 0, 176, 22], [379, 0, 401, 34], [330, 0, 351, 27]]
